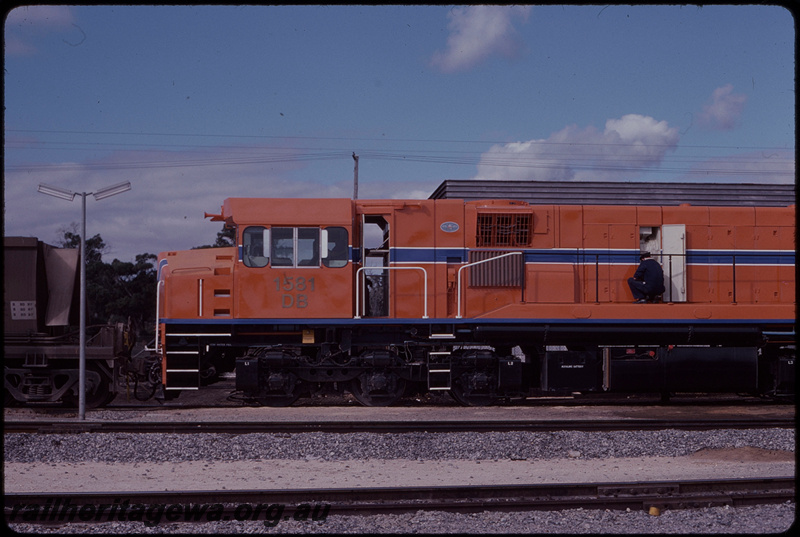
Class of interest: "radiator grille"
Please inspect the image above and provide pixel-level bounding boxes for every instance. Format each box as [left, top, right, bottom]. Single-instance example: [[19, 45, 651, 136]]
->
[[468, 250, 523, 287]]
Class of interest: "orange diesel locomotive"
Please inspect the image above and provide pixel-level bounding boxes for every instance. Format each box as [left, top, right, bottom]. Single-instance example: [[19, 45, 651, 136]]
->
[[155, 198, 795, 406]]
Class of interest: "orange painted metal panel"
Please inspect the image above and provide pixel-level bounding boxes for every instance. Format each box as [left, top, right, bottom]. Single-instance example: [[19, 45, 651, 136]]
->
[[160, 198, 793, 323], [582, 205, 637, 224], [557, 206, 583, 248], [636, 206, 662, 227], [433, 199, 466, 248], [235, 267, 352, 319], [756, 205, 795, 227], [393, 201, 435, 247], [530, 206, 555, 248], [159, 248, 236, 320], [709, 206, 755, 226], [223, 198, 353, 226], [663, 206, 710, 225], [526, 264, 578, 303]]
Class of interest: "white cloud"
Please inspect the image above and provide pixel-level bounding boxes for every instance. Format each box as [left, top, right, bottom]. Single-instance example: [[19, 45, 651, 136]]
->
[[430, 5, 531, 73], [474, 114, 680, 181], [698, 84, 747, 130]]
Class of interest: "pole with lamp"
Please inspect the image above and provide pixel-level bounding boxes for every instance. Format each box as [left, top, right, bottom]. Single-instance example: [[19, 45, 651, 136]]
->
[[37, 181, 131, 419]]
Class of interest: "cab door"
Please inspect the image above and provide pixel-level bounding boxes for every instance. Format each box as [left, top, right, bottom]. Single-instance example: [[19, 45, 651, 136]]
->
[[356, 212, 391, 317]]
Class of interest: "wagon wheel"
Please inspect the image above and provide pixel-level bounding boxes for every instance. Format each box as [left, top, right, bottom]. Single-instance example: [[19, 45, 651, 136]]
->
[[63, 363, 114, 409], [449, 370, 496, 407], [350, 369, 406, 407], [4, 368, 21, 407], [256, 370, 304, 407]]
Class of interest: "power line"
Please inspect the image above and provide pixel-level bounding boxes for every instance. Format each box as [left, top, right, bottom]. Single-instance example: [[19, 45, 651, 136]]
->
[[6, 127, 794, 152], [5, 128, 794, 178]]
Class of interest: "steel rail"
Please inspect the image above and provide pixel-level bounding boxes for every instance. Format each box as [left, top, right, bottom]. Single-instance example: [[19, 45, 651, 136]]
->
[[3, 417, 795, 434], [5, 477, 794, 525]]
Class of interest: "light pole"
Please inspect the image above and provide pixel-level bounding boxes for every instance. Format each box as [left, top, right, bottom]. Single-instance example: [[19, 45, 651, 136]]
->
[[37, 181, 131, 419]]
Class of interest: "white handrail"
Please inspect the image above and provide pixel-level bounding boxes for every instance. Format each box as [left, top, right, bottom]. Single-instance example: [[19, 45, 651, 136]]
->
[[154, 279, 164, 353], [355, 266, 428, 319], [456, 251, 523, 318]]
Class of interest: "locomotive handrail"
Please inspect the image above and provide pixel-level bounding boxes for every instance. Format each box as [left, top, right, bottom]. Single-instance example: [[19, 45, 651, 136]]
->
[[154, 280, 164, 353], [577, 250, 794, 304], [456, 252, 523, 319], [355, 266, 429, 319]]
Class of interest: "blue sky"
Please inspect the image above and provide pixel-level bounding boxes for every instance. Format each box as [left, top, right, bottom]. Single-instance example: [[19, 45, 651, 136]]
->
[[4, 5, 795, 263]]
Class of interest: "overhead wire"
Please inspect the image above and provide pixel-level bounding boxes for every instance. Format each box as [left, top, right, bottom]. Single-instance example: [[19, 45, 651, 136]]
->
[[4, 128, 795, 178]]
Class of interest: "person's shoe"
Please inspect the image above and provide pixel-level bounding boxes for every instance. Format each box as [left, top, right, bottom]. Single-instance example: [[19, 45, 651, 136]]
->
[[634, 299, 647, 303]]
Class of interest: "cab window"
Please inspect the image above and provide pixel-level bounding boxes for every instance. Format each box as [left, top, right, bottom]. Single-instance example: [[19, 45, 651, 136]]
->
[[271, 227, 295, 267], [271, 227, 320, 268], [297, 228, 320, 266], [322, 227, 348, 268], [242, 226, 269, 268], [244, 226, 346, 268]]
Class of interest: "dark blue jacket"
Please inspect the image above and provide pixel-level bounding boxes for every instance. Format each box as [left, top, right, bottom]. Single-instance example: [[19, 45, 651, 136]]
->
[[633, 258, 665, 294]]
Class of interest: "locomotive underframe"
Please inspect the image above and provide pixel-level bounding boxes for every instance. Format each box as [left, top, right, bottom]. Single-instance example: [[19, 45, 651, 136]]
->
[[161, 318, 795, 406]]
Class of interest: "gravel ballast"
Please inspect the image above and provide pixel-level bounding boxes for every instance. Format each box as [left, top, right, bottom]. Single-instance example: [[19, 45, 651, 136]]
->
[[4, 428, 795, 533], [4, 428, 795, 463]]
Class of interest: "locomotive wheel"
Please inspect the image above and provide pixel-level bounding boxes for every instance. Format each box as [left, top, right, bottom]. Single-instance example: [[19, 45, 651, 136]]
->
[[449, 371, 496, 407], [256, 370, 304, 407], [350, 370, 406, 407]]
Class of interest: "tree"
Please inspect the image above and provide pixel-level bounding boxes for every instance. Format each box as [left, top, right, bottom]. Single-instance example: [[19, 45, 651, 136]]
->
[[193, 224, 235, 250], [58, 226, 157, 341], [53, 222, 234, 343]]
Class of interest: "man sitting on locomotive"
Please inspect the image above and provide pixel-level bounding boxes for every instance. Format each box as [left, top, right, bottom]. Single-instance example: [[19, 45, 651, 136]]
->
[[627, 252, 666, 303]]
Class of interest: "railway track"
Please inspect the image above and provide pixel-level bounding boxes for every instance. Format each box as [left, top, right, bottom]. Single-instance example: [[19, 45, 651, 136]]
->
[[4, 415, 795, 434], [5, 477, 794, 526]]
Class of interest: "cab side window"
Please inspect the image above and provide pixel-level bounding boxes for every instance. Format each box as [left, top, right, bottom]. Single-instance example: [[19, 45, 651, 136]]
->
[[242, 226, 269, 268], [322, 227, 348, 268], [244, 226, 347, 268]]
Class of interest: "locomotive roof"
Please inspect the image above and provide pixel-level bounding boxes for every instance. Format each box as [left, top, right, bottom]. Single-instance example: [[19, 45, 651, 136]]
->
[[429, 180, 795, 207]]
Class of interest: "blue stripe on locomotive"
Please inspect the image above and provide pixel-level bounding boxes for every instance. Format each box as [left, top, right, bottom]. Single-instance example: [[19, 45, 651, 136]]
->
[[387, 248, 794, 266]]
